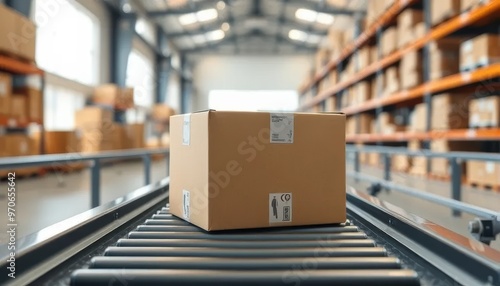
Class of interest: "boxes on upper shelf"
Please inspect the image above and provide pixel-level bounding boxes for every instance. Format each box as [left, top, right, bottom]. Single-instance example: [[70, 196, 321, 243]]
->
[[325, 96, 336, 112], [93, 84, 135, 109], [358, 46, 371, 70], [431, 0, 461, 26], [460, 34, 500, 70], [124, 123, 145, 149], [408, 140, 427, 176], [0, 4, 36, 61], [378, 112, 405, 134], [381, 26, 397, 56], [409, 103, 427, 132], [0, 72, 12, 116], [429, 38, 461, 80], [400, 51, 422, 89], [397, 9, 423, 48], [431, 93, 470, 130], [169, 111, 346, 231], [383, 66, 399, 96], [469, 95, 500, 127], [10, 95, 28, 123], [75, 107, 115, 153], [327, 28, 344, 60]]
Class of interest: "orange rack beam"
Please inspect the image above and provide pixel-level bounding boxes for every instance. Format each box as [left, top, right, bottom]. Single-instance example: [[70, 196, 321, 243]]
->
[[342, 63, 500, 115], [0, 115, 42, 128], [299, 0, 500, 111], [346, 128, 500, 142], [299, 0, 418, 95], [0, 55, 44, 75]]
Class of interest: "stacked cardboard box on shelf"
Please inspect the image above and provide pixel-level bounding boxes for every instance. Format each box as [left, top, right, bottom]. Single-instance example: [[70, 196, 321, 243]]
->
[[75, 107, 115, 153], [357, 47, 371, 71], [325, 96, 336, 112], [350, 81, 371, 106], [467, 160, 500, 187], [13, 87, 43, 123], [44, 131, 81, 154], [93, 84, 135, 109], [0, 72, 11, 116], [397, 9, 423, 48], [469, 95, 500, 127], [461, 0, 490, 12], [10, 95, 28, 122], [400, 50, 422, 89], [409, 103, 428, 132], [460, 34, 500, 70], [383, 66, 399, 96], [381, 27, 397, 56], [124, 123, 145, 149], [429, 39, 461, 80], [0, 134, 40, 176], [0, 4, 36, 61], [431, 93, 470, 130], [346, 113, 373, 134], [431, 0, 461, 26], [327, 28, 344, 60], [430, 140, 480, 177], [408, 140, 427, 176], [377, 112, 405, 134], [366, 0, 395, 26]]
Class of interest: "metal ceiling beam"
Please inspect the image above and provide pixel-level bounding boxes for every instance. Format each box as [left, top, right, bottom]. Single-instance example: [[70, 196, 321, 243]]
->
[[148, 0, 219, 17], [286, 0, 362, 15], [165, 18, 328, 38]]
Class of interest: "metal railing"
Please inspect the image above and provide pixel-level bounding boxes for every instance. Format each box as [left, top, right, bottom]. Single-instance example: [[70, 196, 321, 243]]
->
[[346, 144, 500, 244], [0, 148, 170, 208]]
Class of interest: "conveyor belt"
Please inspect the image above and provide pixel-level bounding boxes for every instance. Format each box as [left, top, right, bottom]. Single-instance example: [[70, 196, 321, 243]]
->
[[2, 179, 499, 286], [70, 206, 420, 286]]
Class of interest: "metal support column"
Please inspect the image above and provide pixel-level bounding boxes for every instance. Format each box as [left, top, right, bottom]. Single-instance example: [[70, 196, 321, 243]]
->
[[354, 152, 360, 182], [143, 155, 151, 186], [156, 29, 171, 104], [6, 0, 32, 16], [91, 159, 101, 208], [383, 153, 391, 183], [180, 55, 191, 113], [450, 158, 462, 217], [166, 153, 170, 176]]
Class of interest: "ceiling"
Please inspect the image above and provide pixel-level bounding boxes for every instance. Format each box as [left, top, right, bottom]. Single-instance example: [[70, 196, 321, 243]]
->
[[133, 0, 367, 55]]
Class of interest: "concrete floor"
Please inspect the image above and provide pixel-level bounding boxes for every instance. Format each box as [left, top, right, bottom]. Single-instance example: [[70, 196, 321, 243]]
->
[[0, 159, 499, 251]]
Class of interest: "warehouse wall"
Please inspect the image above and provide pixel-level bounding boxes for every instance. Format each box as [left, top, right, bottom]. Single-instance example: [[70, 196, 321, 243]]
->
[[191, 55, 313, 111]]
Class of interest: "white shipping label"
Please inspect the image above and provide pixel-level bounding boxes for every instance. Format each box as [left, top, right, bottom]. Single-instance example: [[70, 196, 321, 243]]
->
[[486, 162, 495, 174], [270, 113, 294, 143], [182, 189, 190, 221], [269, 193, 292, 223], [182, 114, 191, 146]]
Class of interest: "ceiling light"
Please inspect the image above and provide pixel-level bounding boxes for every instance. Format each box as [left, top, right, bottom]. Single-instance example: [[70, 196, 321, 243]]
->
[[135, 19, 146, 34], [192, 34, 207, 45], [221, 22, 230, 31], [197, 8, 218, 22], [206, 29, 225, 41], [122, 2, 132, 13], [295, 8, 334, 25], [288, 29, 308, 42], [179, 8, 218, 25], [217, 1, 226, 10]]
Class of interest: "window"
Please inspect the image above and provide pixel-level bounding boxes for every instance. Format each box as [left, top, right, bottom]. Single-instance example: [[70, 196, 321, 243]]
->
[[209, 90, 299, 111], [34, 0, 100, 85], [126, 49, 155, 107], [44, 84, 86, 130]]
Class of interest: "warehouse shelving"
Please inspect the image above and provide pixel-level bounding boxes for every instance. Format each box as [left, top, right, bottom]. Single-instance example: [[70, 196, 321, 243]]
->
[[299, 0, 419, 95], [343, 63, 500, 115], [347, 128, 500, 143], [0, 55, 44, 75], [299, 0, 500, 111]]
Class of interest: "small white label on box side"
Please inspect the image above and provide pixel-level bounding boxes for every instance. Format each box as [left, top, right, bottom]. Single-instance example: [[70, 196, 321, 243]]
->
[[182, 189, 190, 221], [269, 193, 292, 223], [470, 114, 479, 126], [270, 113, 294, 143], [182, 114, 191, 146], [486, 162, 495, 174], [462, 40, 473, 52]]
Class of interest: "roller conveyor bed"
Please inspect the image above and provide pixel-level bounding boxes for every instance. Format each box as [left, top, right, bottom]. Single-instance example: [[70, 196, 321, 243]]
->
[[1, 178, 499, 286]]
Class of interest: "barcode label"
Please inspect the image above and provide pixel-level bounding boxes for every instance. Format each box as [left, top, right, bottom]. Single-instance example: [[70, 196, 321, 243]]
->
[[182, 189, 190, 221], [270, 113, 294, 144]]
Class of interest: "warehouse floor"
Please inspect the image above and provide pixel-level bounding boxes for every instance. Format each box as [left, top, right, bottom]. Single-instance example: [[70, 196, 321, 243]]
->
[[0, 160, 498, 250]]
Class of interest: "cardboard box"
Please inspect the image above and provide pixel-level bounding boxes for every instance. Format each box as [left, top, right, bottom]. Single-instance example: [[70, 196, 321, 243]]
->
[[384, 66, 399, 96], [473, 34, 500, 66], [413, 22, 426, 39], [325, 96, 336, 112], [392, 155, 410, 171], [44, 131, 80, 154], [431, 93, 470, 130], [327, 28, 344, 59], [10, 95, 28, 122], [397, 9, 423, 47], [0, 4, 36, 61], [400, 51, 422, 74], [368, 152, 380, 166], [4, 134, 38, 156], [461, 0, 489, 11], [401, 69, 422, 90], [431, 0, 460, 26], [410, 103, 427, 132], [460, 39, 474, 70], [93, 84, 135, 109], [111, 124, 126, 150], [351, 81, 371, 105], [124, 123, 145, 149], [359, 113, 374, 134], [13, 87, 43, 122], [467, 160, 500, 186], [75, 107, 113, 129], [152, 104, 176, 122], [80, 128, 114, 153], [0, 72, 12, 116], [381, 27, 397, 56], [358, 46, 371, 70], [430, 140, 480, 176], [430, 50, 460, 80], [169, 111, 346, 231], [346, 116, 356, 135], [378, 112, 405, 134], [469, 96, 500, 127]]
